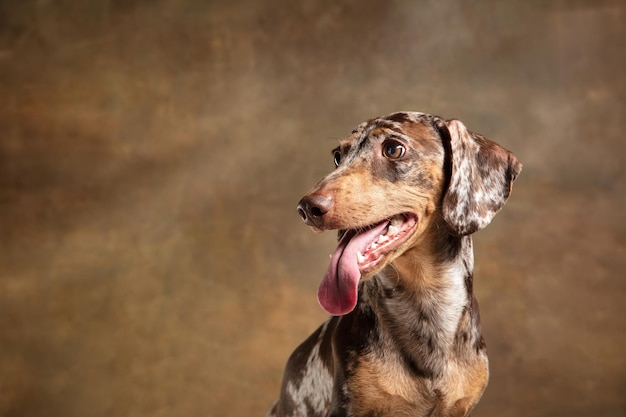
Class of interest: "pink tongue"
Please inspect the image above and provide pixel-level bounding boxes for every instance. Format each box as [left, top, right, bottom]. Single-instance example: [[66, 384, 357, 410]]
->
[[317, 221, 389, 315]]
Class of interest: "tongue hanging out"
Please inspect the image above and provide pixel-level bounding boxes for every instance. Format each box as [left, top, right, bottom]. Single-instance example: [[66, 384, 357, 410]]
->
[[317, 221, 388, 315], [317, 214, 418, 315], [316, 216, 403, 315]]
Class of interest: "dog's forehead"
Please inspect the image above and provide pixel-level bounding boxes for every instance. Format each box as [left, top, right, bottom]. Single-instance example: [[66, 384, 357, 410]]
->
[[341, 112, 439, 148]]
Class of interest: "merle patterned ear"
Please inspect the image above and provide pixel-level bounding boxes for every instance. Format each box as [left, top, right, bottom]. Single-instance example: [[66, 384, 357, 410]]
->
[[438, 119, 522, 236]]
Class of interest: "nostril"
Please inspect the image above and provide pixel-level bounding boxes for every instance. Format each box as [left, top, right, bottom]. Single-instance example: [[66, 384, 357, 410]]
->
[[297, 206, 307, 221], [306, 194, 332, 219], [310, 206, 325, 218]]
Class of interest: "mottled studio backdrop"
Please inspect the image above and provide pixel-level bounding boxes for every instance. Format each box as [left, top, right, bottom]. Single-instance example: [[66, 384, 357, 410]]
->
[[0, 1, 624, 416]]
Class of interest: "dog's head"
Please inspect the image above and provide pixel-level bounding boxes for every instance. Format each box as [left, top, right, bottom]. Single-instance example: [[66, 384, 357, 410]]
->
[[297, 112, 521, 315]]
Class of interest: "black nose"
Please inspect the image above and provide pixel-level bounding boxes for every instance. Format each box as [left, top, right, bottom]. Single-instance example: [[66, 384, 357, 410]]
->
[[297, 194, 333, 228]]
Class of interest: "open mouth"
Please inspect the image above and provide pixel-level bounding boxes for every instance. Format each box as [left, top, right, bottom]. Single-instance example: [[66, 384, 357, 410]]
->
[[317, 213, 418, 316]]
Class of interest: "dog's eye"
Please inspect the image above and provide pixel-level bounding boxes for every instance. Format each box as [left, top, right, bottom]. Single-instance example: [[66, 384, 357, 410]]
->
[[333, 150, 341, 167], [382, 141, 406, 160]]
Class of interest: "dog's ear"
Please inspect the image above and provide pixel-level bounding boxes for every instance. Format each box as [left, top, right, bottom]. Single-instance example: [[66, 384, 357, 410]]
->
[[436, 118, 522, 236]]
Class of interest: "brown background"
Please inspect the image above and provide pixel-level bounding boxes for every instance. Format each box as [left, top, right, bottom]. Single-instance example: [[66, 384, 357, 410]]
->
[[0, 1, 625, 416]]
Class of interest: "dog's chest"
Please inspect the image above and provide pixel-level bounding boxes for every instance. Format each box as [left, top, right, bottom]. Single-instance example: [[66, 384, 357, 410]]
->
[[340, 350, 434, 416]]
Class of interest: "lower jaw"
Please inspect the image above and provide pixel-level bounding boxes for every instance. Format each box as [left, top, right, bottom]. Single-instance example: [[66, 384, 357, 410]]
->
[[358, 259, 388, 279], [357, 220, 418, 277]]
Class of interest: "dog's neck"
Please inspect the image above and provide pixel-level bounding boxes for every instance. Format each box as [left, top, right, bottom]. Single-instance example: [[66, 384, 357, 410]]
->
[[365, 221, 482, 378]]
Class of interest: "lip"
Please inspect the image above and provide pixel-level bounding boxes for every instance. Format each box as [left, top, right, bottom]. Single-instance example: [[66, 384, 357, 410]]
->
[[346, 213, 418, 276]]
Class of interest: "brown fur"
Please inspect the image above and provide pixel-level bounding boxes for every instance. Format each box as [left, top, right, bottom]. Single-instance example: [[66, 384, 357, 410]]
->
[[268, 112, 521, 417]]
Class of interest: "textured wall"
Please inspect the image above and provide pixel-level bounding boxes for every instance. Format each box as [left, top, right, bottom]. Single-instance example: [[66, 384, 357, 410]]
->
[[0, 1, 624, 416]]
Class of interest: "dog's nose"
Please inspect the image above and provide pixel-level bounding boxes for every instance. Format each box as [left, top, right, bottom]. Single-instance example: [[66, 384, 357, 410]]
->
[[297, 194, 333, 228]]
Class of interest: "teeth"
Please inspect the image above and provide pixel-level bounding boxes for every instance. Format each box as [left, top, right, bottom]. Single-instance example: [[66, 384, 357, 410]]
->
[[356, 251, 365, 264], [390, 216, 403, 227], [353, 215, 409, 263]]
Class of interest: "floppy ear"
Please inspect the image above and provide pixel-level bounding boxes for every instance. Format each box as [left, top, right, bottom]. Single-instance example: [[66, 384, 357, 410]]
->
[[437, 119, 522, 236]]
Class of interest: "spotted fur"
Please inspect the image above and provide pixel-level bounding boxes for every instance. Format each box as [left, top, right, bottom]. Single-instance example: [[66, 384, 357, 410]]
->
[[437, 119, 522, 236], [268, 112, 521, 417]]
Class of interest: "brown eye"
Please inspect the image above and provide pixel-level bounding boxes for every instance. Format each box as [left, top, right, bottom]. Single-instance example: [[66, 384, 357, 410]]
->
[[382, 141, 405, 159], [333, 150, 341, 167]]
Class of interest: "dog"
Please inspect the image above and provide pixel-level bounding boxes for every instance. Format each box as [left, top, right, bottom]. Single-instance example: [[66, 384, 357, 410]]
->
[[267, 112, 521, 417]]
